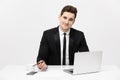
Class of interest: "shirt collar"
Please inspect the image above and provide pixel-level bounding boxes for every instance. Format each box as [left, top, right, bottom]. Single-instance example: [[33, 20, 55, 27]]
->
[[59, 26, 70, 36]]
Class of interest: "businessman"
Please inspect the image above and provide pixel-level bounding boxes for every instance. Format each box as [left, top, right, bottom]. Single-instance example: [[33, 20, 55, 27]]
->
[[37, 5, 89, 71]]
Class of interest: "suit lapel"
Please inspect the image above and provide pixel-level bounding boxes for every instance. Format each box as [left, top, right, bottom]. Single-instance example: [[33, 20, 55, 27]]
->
[[54, 27, 61, 63], [69, 28, 74, 52], [69, 36, 74, 50], [69, 29, 74, 64], [54, 32, 60, 53]]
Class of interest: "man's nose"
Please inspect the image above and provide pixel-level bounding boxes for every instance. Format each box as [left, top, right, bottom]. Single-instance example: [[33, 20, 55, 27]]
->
[[65, 20, 69, 24]]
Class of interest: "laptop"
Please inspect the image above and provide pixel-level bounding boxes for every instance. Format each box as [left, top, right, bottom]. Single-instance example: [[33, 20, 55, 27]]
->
[[64, 51, 102, 75]]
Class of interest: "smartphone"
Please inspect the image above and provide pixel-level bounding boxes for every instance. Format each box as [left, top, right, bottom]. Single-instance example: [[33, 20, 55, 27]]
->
[[26, 71, 37, 75]]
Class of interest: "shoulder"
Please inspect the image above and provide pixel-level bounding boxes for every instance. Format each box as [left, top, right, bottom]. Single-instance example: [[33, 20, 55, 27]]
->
[[70, 28, 84, 35], [44, 27, 58, 34], [42, 27, 58, 37], [70, 28, 86, 40]]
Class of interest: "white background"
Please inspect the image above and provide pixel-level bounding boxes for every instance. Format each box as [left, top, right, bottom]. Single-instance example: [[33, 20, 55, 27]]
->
[[0, 0, 120, 69]]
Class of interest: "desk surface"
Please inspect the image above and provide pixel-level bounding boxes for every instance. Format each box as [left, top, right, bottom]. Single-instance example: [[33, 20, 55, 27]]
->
[[0, 65, 120, 80]]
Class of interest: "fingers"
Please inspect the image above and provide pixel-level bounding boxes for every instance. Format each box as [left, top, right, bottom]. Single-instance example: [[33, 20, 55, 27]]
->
[[37, 60, 48, 71]]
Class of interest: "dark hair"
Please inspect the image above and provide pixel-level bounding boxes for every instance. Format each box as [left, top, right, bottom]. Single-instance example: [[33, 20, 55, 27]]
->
[[60, 5, 77, 18]]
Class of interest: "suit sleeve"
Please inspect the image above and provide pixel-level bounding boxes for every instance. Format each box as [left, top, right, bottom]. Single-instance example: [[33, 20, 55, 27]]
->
[[37, 31, 49, 63], [79, 32, 89, 52]]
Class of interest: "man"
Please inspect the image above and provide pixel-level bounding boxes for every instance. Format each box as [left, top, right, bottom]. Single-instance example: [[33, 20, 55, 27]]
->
[[37, 5, 89, 71]]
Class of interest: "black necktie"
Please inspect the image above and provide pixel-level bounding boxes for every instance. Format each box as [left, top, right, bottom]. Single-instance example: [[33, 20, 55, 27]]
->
[[63, 33, 66, 65]]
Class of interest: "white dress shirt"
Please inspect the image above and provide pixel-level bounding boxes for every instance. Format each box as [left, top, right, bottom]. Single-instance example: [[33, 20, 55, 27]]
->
[[59, 26, 70, 65]]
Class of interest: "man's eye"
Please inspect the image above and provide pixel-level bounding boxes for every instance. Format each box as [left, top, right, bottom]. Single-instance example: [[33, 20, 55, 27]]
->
[[69, 18, 74, 21], [63, 16, 67, 19]]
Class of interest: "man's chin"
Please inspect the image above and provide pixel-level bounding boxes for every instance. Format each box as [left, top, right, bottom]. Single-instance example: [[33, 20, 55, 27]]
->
[[63, 28, 70, 31], [63, 26, 70, 29], [60, 26, 70, 31]]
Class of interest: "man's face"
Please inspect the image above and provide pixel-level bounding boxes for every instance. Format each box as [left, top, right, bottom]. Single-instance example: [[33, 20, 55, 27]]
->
[[59, 12, 75, 32]]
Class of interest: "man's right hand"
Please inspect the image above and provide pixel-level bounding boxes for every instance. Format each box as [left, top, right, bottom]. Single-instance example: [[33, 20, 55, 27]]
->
[[37, 60, 48, 71]]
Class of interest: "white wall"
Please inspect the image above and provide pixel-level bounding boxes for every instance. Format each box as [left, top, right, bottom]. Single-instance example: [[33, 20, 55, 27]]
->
[[0, 0, 120, 69]]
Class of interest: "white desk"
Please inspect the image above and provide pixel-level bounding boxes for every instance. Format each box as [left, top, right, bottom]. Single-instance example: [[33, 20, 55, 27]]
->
[[0, 65, 120, 80]]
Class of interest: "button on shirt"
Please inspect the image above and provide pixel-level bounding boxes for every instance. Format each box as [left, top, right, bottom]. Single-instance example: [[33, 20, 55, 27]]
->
[[59, 27, 70, 65]]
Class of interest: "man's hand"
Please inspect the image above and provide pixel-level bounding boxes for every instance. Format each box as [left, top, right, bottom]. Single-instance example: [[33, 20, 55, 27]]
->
[[37, 60, 48, 71]]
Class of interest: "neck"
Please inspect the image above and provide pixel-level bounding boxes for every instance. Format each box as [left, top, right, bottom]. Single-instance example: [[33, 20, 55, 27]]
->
[[60, 27, 70, 33]]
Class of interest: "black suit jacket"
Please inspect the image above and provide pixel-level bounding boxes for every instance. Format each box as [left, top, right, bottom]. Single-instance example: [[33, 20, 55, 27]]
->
[[37, 27, 89, 65]]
